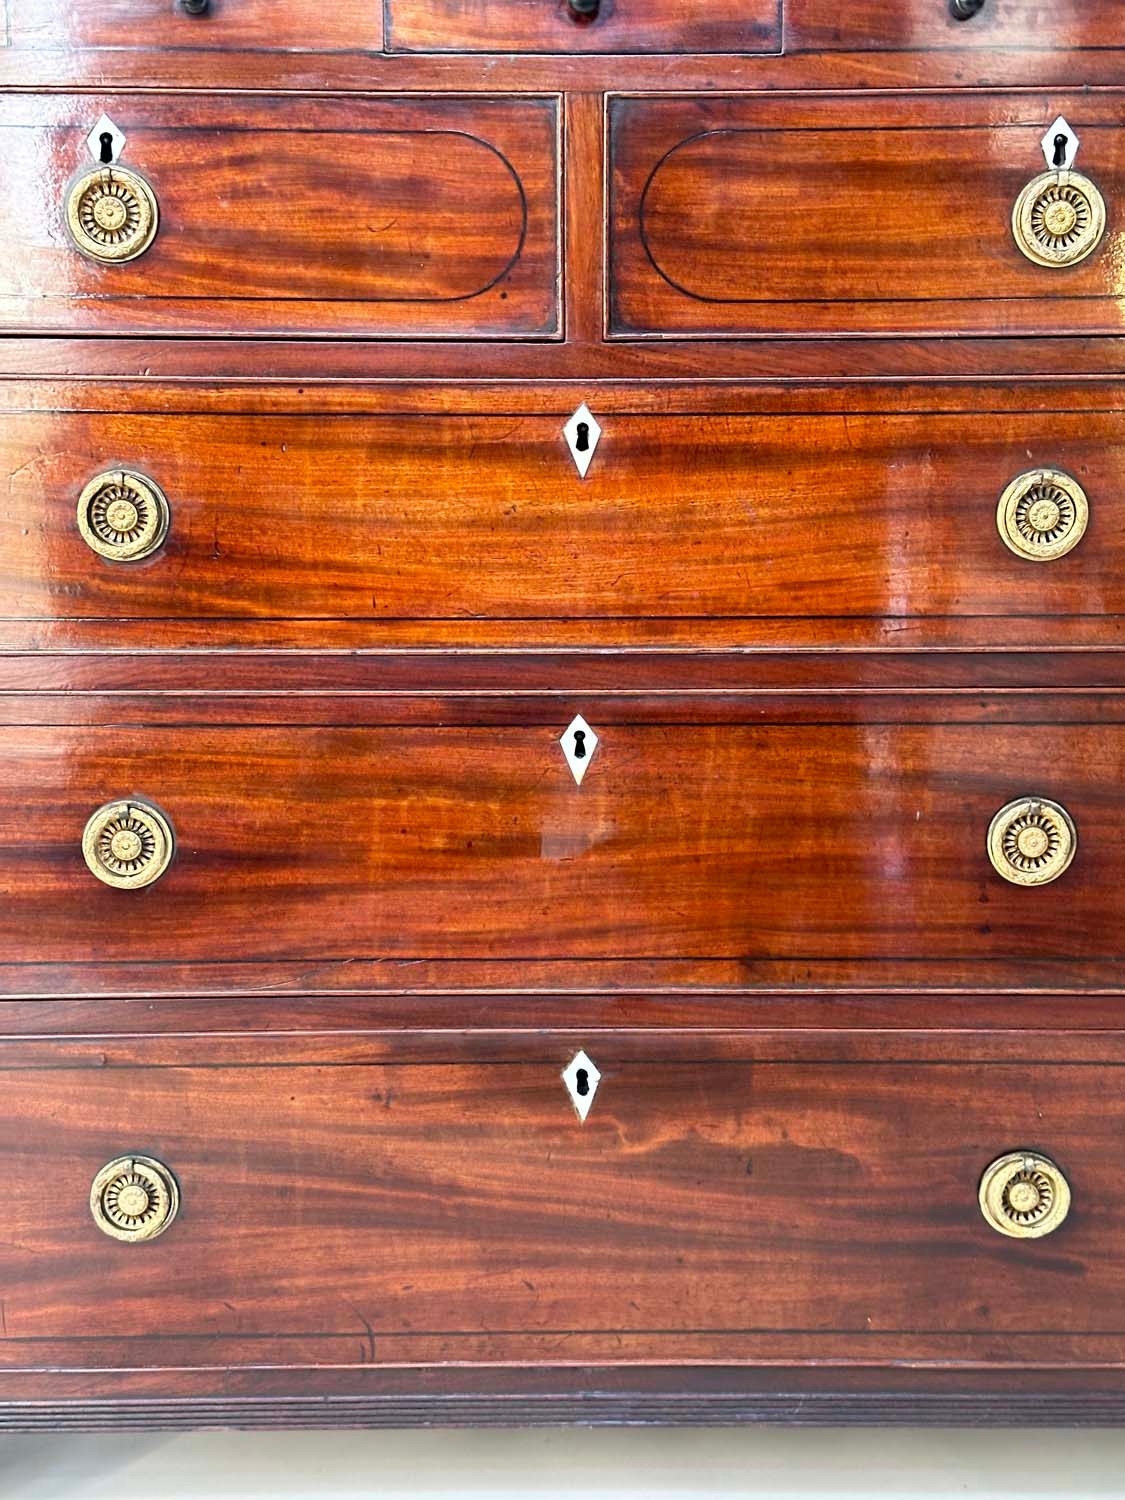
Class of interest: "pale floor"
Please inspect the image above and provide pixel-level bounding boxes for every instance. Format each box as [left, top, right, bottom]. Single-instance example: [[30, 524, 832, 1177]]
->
[[3, 1429, 1125, 1499]]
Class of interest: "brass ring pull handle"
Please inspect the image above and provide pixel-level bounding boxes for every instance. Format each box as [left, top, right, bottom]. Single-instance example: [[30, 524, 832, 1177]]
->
[[82, 799, 176, 890], [65, 164, 159, 265], [979, 1152, 1070, 1239], [987, 796, 1077, 887], [1012, 166, 1106, 269], [996, 467, 1088, 562], [950, 0, 985, 17], [91, 1155, 180, 1242], [77, 470, 171, 563]]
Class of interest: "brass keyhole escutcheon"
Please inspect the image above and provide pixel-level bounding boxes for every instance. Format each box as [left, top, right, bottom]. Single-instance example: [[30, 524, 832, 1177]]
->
[[987, 796, 1077, 887], [996, 468, 1088, 562], [979, 1152, 1071, 1239], [81, 799, 176, 890], [77, 470, 171, 563], [1012, 168, 1106, 269], [65, 163, 160, 265], [90, 1155, 180, 1243]]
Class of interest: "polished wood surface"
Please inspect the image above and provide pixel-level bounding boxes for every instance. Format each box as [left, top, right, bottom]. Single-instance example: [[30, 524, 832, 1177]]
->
[[2, 403, 1120, 641], [387, 0, 780, 54], [1, 1036, 1123, 1368], [1, 716, 1119, 983], [2, 0, 1123, 1435], [0, 94, 559, 339], [788, 0, 1125, 52], [610, 92, 1125, 338]]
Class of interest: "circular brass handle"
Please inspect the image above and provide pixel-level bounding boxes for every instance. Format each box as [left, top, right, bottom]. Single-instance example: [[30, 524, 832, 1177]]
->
[[987, 796, 1076, 887], [91, 1155, 180, 1242], [996, 467, 1088, 563], [979, 1151, 1070, 1239], [82, 799, 175, 890], [77, 470, 170, 563], [1012, 169, 1106, 269], [65, 164, 159, 265]]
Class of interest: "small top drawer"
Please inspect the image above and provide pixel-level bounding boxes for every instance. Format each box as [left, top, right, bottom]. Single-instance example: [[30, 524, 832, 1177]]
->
[[6, 0, 384, 50], [788, 0, 1125, 52], [386, 0, 782, 55], [0, 94, 559, 340], [609, 92, 1125, 340]]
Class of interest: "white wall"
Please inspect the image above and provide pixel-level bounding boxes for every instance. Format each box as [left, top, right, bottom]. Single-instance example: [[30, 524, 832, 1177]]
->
[[4, 1429, 1125, 1499]]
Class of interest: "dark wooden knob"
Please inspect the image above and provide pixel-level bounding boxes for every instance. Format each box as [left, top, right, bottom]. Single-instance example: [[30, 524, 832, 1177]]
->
[[949, 0, 985, 16], [179, 0, 210, 14], [566, 0, 600, 18]]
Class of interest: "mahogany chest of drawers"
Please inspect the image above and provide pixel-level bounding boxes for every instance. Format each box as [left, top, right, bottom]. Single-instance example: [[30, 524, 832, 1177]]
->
[[1, 0, 1123, 1429]]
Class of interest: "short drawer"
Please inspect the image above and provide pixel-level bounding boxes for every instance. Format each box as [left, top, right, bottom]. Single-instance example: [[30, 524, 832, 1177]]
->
[[386, 0, 781, 55], [609, 92, 1125, 339], [1, 1029, 1124, 1371], [6, 0, 385, 50], [788, 0, 1125, 52], [3, 399, 1122, 645], [0, 94, 559, 339], [1, 706, 1121, 992]]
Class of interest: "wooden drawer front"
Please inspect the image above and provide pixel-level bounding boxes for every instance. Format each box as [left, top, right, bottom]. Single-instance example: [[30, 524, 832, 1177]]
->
[[4, 405, 1122, 637], [6, 0, 384, 50], [0, 96, 558, 339], [609, 93, 1125, 339], [386, 0, 781, 55], [788, 0, 1125, 52], [1, 1040, 1123, 1368], [1, 717, 1120, 985]]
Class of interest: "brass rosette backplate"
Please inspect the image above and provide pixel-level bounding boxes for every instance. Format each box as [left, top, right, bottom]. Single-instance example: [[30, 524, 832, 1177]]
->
[[979, 1151, 1071, 1240], [65, 163, 160, 264], [1012, 168, 1107, 269], [90, 1155, 180, 1243], [77, 469, 171, 562], [996, 467, 1089, 563], [81, 799, 176, 890], [987, 796, 1077, 888]]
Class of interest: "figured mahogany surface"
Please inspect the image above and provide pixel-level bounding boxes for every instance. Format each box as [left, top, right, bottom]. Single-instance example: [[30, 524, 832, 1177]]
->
[[0, 94, 559, 339], [2, 401, 1121, 642], [0, 0, 1123, 1435], [610, 92, 1125, 339]]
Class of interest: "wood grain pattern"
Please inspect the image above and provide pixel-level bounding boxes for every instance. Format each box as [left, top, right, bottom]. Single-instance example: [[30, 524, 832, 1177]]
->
[[0, 94, 559, 339], [0, 718, 1119, 982], [2, 404, 1121, 640], [387, 0, 780, 55], [609, 92, 1125, 339], [788, 0, 1125, 52], [5, 0, 385, 50], [1, 1033, 1124, 1370]]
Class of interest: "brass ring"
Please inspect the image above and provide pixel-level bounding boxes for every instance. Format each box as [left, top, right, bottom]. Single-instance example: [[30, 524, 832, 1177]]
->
[[1012, 169, 1106, 269], [90, 1155, 180, 1243], [979, 1151, 1070, 1239], [77, 469, 170, 563], [65, 164, 160, 265], [81, 799, 175, 890], [996, 468, 1088, 563], [987, 796, 1076, 887]]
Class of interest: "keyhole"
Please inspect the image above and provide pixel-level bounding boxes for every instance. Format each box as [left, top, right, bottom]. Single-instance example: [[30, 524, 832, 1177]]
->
[[574, 1068, 590, 1097], [571, 729, 587, 759], [98, 131, 115, 164], [1052, 133, 1069, 168], [574, 421, 590, 453]]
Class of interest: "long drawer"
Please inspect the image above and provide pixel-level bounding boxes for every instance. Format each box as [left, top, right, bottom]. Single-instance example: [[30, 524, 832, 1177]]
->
[[2, 1022, 1124, 1374], [609, 92, 1125, 339], [4, 398, 1121, 647], [0, 94, 559, 339], [1, 698, 1121, 992]]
